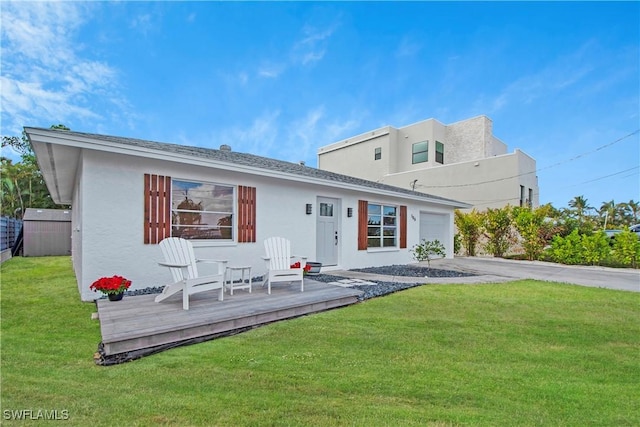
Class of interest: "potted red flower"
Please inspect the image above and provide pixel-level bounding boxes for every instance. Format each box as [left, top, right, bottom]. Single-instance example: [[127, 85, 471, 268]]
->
[[90, 275, 132, 301], [290, 262, 312, 275]]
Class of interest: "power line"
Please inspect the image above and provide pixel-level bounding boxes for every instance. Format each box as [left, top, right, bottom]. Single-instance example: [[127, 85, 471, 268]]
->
[[412, 129, 639, 190], [563, 166, 640, 188], [537, 129, 639, 173]]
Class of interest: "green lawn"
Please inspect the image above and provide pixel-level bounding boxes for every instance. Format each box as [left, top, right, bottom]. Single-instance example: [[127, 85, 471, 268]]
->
[[1, 256, 639, 426]]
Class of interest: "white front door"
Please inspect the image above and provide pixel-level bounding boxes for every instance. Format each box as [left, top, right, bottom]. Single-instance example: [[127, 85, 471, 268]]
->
[[316, 197, 339, 266]]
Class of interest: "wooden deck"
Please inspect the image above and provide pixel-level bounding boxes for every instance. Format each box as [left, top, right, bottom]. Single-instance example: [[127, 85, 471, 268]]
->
[[95, 279, 363, 361]]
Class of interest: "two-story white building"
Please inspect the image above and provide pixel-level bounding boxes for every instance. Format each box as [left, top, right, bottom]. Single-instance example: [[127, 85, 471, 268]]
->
[[318, 115, 539, 211]]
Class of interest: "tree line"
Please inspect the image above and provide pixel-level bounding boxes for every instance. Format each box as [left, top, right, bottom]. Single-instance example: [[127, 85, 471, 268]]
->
[[1, 125, 70, 217], [454, 203, 639, 268]]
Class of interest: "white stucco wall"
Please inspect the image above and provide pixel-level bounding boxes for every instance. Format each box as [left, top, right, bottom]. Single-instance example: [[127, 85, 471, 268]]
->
[[317, 128, 392, 181], [380, 150, 539, 211], [75, 150, 455, 301], [317, 115, 537, 212]]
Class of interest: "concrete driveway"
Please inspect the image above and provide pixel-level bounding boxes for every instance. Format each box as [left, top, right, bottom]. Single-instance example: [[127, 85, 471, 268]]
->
[[429, 257, 640, 293], [328, 257, 640, 293]]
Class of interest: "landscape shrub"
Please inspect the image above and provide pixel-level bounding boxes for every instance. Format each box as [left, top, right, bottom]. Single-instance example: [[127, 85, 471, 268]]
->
[[581, 231, 610, 265], [612, 230, 640, 268], [549, 229, 583, 265], [454, 209, 484, 256], [512, 206, 550, 261], [410, 239, 446, 267], [483, 206, 514, 257]]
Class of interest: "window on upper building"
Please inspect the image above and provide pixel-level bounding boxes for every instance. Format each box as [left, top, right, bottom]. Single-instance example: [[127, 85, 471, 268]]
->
[[520, 185, 525, 207], [374, 147, 382, 160], [412, 141, 428, 164], [367, 203, 397, 248], [436, 141, 444, 164], [171, 179, 234, 240], [528, 188, 533, 208]]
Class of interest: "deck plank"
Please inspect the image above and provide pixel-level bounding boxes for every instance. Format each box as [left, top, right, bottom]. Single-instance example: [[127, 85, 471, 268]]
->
[[96, 279, 363, 356]]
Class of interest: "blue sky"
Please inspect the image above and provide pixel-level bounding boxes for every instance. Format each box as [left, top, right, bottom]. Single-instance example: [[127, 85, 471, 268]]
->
[[1, 1, 638, 210]]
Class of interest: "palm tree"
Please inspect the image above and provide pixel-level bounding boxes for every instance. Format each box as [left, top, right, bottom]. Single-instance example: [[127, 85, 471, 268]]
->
[[620, 200, 640, 226], [568, 195, 592, 225], [599, 200, 627, 229]]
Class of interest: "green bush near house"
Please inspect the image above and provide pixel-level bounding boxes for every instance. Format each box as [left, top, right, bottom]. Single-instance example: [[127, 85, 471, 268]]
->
[[409, 239, 445, 267], [1, 257, 639, 426]]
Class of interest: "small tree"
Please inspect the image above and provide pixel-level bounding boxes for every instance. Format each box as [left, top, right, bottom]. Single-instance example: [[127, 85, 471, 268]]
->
[[454, 209, 484, 256], [549, 229, 583, 265], [410, 239, 446, 267], [581, 232, 610, 266], [483, 206, 514, 257], [511, 205, 552, 261], [612, 230, 640, 268]]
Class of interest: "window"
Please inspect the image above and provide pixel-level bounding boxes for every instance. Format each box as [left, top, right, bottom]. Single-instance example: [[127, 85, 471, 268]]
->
[[436, 141, 444, 164], [520, 185, 525, 207], [367, 203, 397, 248], [171, 179, 234, 240], [144, 174, 255, 244], [374, 147, 382, 160], [358, 200, 406, 250], [320, 203, 333, 216], [320, 202, 333, 217], [528, 188, 533, 208], [412, 141, 428, 164]]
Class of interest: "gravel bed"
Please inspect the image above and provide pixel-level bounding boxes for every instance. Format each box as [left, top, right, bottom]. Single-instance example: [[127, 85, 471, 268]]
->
[[312, 264, 475, 301], [351, 264, 474, 278]]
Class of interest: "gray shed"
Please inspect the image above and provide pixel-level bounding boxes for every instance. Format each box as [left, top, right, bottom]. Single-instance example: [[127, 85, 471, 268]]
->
[[23, 208, 72, 257]]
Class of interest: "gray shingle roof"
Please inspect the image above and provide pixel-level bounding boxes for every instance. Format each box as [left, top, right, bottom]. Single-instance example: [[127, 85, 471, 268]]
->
[[34, 128, 467, 206], [23, 208, 71, 222]]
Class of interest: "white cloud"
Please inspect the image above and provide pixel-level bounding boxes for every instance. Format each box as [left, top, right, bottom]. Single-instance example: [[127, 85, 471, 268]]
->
[[258, 63, 286, 79], [217, 110, 282, 157], [291, 24, 337, 66], [0, 2, 127, 135], [396, 36, 421, 58], [475, 40, 601, 116]]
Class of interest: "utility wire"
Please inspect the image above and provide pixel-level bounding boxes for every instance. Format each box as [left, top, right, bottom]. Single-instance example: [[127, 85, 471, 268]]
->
[[563, 166, 639, 188], [413, 129, 639, 190]]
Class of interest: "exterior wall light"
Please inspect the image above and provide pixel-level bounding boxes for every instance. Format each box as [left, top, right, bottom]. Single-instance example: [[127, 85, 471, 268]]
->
[[306, 204, 312, 215], [347, 208, 353, 217]]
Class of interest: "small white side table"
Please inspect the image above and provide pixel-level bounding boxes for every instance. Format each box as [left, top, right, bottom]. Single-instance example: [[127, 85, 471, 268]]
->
[[225, 266, 252, 295]]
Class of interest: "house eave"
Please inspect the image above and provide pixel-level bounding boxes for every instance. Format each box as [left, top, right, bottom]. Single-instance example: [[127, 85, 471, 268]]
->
[[25, 127, 470, 209]]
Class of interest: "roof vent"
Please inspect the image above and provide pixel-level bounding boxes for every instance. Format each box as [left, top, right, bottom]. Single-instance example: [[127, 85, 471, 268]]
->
[[299, 160, 306, 166], [220, 144, 232, 152]]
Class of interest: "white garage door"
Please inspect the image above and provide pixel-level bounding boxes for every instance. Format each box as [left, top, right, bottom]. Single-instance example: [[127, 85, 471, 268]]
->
[[419, 213, 449, 254]]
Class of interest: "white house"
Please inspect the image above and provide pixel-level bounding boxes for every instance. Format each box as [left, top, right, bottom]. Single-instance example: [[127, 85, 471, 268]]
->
[[318, 115, 539, 211], [26, 127, 469, 302]]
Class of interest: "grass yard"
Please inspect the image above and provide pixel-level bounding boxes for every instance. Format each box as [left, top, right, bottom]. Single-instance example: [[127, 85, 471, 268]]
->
[[1, 256, 639, 426]]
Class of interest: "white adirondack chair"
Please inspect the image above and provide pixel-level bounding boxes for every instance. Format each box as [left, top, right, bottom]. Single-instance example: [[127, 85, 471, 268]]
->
[[262, 237, 307, 294], [155, 237, 227, 310]]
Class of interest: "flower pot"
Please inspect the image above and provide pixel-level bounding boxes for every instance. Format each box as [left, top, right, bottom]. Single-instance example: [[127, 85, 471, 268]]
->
[[306, 262, 322, 275], [108, 292, 124, 302]]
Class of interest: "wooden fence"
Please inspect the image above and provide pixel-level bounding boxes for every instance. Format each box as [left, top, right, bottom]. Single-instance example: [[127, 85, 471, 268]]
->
[[1, 216, 22, 261]]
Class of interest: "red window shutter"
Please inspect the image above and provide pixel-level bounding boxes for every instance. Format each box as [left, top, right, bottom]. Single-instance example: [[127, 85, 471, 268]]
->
[[144, 174, 171, 244], [237, 186, 256, 243], [358, 200, 368, 250], [400, 205, 407, 249]]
